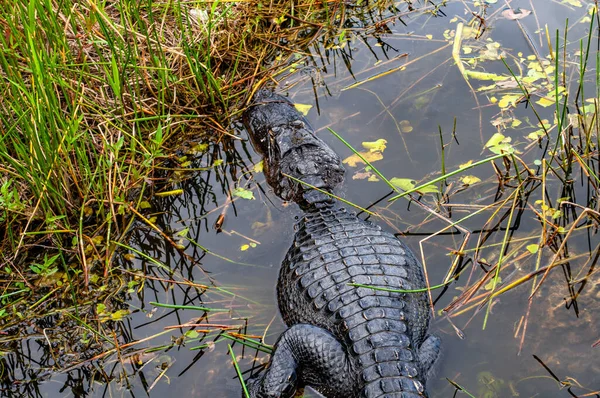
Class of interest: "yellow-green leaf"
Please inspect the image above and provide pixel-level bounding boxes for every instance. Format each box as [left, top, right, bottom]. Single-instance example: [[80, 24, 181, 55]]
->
[[155, 189, 184, 197], [191, 143, 209, 153], [459, 160, 473, 169], [233, 187, 255, 200], [253, 160, 264, 173], [294, 103, 312, 116], [485, 133, 506, 148], [390, 178, 439, 194], [390, 178, 415, 191], [186, 330, 200, 339], [461, 175, 481, 185], [110, 309, 130, 321], [536, 96, 555, 107], [498, 94, 521, 109], [485, 133, 515, 154], [361, 139, 387, 152], [527, 129, 546, 141], [464, 70, 506, 81], [526, 244, 539, 254]]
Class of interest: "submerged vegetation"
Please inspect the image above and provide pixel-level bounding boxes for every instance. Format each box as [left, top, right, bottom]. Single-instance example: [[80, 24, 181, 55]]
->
[[0, 0, 598, 396]]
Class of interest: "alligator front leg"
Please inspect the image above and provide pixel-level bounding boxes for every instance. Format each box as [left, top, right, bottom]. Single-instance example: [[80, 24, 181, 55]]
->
[[247, 324, 354, 398]]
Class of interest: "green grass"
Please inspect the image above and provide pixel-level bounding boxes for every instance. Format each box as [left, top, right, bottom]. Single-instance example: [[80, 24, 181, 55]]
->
[[0, 1, 392, 382], [0, 0, 360, 307]]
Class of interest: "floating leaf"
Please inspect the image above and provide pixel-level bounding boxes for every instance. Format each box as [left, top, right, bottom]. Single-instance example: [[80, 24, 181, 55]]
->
[[232, 187, 255, 200], [343, 151, 384, 167], [390, 178, 439, 194], [294, 103, 312, 116], [465, 71, 506, 81], [461, 175, 481, 185], [563, 0, 582, 6], [459, 160, 473, 169], [352, 171, 373, 180], [253, 160, 264, 173], [485, 133, 515, 154], [367, 175, 380, 182], [498, 94, 521, 109], [139, 201, 151, 209], [480, 42, 503, 60], [495, 79, 519, 89], [462, 46, 473, 54], [536, 96, 555, 107], [240, 242, 257, 251], [361, 139, 387, 152], [485, 133, 507, 148], [390, 178, 415, 191], [399, 120, 413, 133], [491, 116, 513, 127], [526, 244, 539, 254], [527, 129, 546, 141], [502, 8, 531, 20]]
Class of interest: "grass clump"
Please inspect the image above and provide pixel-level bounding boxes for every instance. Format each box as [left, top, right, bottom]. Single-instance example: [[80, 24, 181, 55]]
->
[[0, 0, 398, 364]]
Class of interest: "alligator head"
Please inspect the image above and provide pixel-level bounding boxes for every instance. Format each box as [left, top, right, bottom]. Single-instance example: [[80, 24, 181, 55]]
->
[[243, 89, 345, 208]]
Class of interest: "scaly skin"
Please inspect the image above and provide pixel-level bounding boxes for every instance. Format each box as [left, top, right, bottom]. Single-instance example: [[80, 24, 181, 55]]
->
[[244, 90, 440, 398]]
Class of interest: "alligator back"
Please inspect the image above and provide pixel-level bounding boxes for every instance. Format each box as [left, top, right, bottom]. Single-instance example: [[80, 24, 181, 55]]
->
[[279, 205, 431, 397]]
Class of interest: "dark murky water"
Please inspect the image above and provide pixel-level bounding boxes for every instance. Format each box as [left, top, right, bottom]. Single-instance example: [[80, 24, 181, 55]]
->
[[6, 1, 600, 397]]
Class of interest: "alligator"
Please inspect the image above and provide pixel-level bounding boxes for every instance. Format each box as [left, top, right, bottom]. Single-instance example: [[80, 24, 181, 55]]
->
[[242, 89, 440, 398]]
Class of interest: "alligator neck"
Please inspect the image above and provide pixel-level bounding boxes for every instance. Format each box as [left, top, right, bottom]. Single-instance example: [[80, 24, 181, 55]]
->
[[298, 187, 337, 211]]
